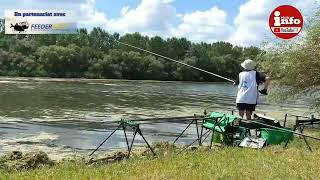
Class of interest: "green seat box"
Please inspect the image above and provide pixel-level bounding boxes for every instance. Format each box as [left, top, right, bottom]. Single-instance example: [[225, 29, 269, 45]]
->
[[260, 128, 293, 145]]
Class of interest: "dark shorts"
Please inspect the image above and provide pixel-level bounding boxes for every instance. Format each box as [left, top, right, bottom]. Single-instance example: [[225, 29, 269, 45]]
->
[[236, 103, 256, 111]]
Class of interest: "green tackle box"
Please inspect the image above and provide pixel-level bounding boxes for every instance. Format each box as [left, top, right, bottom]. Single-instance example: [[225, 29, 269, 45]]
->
[[260, 128, 294, 145]]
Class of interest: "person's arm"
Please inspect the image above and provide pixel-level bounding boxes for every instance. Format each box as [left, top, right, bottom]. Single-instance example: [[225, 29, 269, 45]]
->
[[262, 76, 271, 90], [233, 75, 239, 86], [257, 72, 270, 95]]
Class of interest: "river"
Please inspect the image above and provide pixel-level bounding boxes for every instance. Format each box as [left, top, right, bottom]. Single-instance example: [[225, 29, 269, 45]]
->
[[0, 77, 311, 159]]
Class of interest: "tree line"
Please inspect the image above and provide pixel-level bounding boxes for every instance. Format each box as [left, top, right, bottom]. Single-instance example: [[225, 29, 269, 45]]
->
[[0, 19, 261, 81]]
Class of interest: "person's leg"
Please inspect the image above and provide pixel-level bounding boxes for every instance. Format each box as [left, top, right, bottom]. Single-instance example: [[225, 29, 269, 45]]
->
[[239, 110, 245, 118], [245, 111, 252, 120], [245, 104, 256, 120], [237, 103, 245, 118]]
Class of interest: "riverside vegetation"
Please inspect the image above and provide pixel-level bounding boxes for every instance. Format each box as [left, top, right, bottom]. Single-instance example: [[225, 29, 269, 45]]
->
[[1, 138, 320, 179]]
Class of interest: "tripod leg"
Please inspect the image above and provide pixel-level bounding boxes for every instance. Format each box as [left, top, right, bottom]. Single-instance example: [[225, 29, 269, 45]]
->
[[202, 130, 211, 142], [127, 129, 138, 158], [284, 134, 292, 149], [284, 126, 297, 149], [200, 119, 204, 145], [138, 129, 156, 156], [301, 125, 305, 134], [178, 130, 210, 154], [122, 125, 130, 151], [195, 119, 200, 146], [173, 119, 194, 144], [210, 130, 214, 149], [89, 124, 121, 156], [302, 136, 312, 152]]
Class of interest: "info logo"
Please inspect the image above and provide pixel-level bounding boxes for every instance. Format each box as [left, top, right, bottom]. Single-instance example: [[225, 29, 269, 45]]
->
[[269, 5, 303, 39]]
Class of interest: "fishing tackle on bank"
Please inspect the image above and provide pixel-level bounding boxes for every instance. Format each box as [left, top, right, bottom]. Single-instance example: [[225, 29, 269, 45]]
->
[[241, 119, 320, 141], [90, 112, 320, 157]]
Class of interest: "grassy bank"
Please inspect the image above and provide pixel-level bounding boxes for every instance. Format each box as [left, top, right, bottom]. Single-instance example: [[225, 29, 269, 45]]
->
[[1, 138, 320, 180]]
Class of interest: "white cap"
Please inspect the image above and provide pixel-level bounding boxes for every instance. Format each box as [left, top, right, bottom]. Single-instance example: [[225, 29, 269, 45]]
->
[[241, 59, 256, 70]]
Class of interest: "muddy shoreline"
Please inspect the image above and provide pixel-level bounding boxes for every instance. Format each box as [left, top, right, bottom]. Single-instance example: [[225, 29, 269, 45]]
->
[[0, 142, 192, 171]]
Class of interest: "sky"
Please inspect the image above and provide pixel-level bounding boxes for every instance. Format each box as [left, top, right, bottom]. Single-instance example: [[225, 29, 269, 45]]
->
[[0, 0, 319, 46]]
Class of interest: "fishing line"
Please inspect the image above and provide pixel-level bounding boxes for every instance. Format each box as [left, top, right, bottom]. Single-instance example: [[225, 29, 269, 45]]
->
[[113, 39, 235, 83]]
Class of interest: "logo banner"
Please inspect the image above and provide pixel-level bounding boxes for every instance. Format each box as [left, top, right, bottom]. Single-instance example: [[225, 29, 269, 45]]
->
[[269, 5, 303, 39], [5, 10, 78, 34]]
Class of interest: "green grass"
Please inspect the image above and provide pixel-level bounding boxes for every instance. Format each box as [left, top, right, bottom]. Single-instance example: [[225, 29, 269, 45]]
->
[[1, 139, 320, 179]]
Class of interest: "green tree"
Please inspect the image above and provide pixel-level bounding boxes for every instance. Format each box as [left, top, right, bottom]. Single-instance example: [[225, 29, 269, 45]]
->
[[0, 50, 42, 76], [177, 57, 200, 81], [243, 46, 261, 60], [145, 56, 165, 80], [209, 41, 233, 57], [167, 37, 191, 60], [36, 44, 89, 77], [120, 32, 149, 52], [147, 36, 168, 56], [99, 50, 123, 79]]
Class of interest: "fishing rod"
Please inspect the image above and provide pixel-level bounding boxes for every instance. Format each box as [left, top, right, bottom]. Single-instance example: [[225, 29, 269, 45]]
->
[[114, 39, 235, 83], [131, 115, 320, 141], [241, 119, 320, 141]]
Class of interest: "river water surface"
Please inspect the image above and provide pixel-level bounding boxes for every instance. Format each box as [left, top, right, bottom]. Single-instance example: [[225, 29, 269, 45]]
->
[[0, 77, 311, 159]]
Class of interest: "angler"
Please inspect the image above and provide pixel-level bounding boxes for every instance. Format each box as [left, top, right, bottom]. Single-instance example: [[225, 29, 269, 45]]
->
[[234, 59, 271, 120]]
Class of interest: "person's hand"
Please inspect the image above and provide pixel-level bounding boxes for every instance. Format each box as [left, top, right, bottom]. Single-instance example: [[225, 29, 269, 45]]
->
[[259, 89, 268, 95], [232, 80, 237, 86]]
